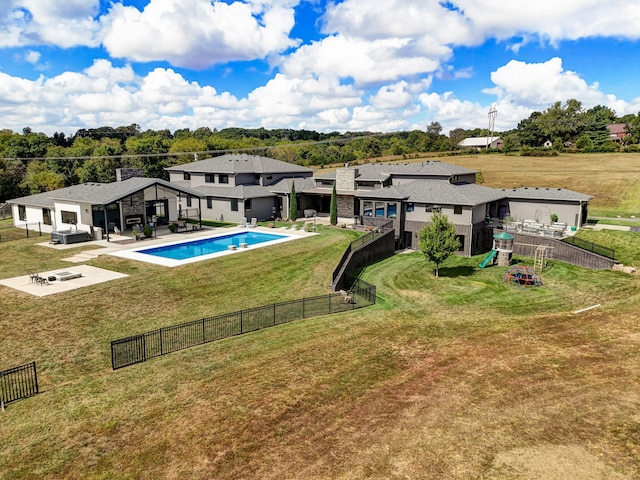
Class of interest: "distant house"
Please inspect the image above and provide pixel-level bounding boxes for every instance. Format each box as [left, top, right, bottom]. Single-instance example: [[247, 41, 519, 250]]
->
[[165, 154, 314, 222], [607, 123, 628, 142], [458, 136, 503, 150]]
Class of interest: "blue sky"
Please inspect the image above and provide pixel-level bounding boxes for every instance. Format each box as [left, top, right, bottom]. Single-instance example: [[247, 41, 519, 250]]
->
[[0, 0, 639, 136]]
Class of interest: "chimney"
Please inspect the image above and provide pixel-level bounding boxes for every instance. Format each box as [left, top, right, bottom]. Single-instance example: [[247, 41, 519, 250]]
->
[[116, 168, 144, 181], [336, 165, 357, 191]]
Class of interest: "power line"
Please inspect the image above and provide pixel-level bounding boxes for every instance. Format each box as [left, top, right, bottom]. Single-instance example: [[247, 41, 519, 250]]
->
[[0, 132, 392, 162]]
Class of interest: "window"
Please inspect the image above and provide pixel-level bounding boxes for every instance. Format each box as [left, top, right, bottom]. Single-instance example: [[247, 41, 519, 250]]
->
[[61, 210, 77, 224], [375, 202, 385, 217], [454, 205, 462, 215], [219, 174, 229, 184], [205, 173, 215, 183], [245, 199, 252, 211], [266, 175, 273, 181], [183, 172, 191, 181], [387, 203, 397, 218], [406, 203, 414, 212], [231, 198, 239, 211], [426, 205, 441, 213], [18, 205, 26, 221], [319, 180, 333, 186], [363, 201, 373, 216], [456, 235, 465, 251], [186, 196, 192, 207], [42, 208, 51, 225], [207, 197, 213, 209]]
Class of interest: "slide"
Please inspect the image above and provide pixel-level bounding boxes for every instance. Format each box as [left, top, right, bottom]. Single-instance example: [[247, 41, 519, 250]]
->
[[479, 249, 498, 268]]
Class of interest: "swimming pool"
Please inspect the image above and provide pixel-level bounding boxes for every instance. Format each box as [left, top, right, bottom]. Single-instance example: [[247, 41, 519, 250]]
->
[[111, 229, 305, 267], [141, 231, 286, 260]]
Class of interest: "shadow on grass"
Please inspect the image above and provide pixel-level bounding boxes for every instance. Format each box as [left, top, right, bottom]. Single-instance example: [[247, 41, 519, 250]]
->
[[438, 265, 476, 277]]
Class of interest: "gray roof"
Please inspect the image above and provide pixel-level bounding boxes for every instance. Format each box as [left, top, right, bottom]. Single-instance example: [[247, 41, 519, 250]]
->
[[165, 154, 313, 175], [381, 181, 505, 206], [314, 161, 476, 182], [269, 177, 318, 194], [9, 177, 203, 206], [503, 187, 593, 202]]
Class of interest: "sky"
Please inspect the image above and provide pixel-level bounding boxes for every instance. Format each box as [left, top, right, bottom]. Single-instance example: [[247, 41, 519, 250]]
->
[[1, 0, 640, 137]]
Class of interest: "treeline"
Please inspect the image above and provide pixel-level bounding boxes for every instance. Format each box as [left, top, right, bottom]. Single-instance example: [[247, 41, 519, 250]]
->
[[2, 99, 640, 202]]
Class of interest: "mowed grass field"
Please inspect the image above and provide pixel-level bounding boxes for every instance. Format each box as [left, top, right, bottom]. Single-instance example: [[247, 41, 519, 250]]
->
[[1, 153, 640, 479]]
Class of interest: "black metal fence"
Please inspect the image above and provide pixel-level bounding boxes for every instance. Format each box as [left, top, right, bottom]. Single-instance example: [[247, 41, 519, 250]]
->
[[562, 236, 615, 260], [0, 362, 39, 407], [0, 222, 43, 242], [111, 278, 377, 370]]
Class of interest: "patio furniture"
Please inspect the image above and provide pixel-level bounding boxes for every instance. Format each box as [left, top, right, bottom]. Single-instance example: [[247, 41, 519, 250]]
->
[[249, 218, 257, 228], [51, 271, 82, 281]]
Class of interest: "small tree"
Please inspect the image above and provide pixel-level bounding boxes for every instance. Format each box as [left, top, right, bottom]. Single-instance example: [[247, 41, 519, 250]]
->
[[418, 212, 461, 277], [329, 181, 338, 225], [289, 182, 297, 221]]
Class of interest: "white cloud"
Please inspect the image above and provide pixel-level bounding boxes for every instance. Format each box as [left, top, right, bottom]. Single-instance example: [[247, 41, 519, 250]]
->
[[0, 0, 101, 48], [483, 57, 640, 117], [99, 0, 300, 69], [25, 50, 40, 64]]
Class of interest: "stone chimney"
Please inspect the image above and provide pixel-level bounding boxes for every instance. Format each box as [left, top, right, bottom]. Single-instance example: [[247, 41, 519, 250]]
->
[[335, 165, 358, 191], [116, 168, 144, 181]]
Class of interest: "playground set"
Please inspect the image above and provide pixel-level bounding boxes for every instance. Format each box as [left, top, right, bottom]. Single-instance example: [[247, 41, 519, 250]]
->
[[479, 231, 548, 288]]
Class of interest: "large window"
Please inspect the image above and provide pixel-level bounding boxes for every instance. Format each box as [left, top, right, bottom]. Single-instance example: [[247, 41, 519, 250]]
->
[[406, 203, 414, 212], [245, 199, 252, 211], [61, 210, 77, 224], [18, 205, 26, 221], [205, 173, 215, 183], [363, 201, 373, 216], [231, 198, 238, 211], [387, 203, 397, 218], [207, 197, 213, 209], [219, 174, 229, 184], [375, 202, 385, 217], [42, 208, 51, 225]]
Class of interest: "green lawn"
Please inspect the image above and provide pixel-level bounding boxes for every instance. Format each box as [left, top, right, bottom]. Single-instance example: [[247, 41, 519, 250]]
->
[[3, 153, 640, 478], [1, 223, 640, 479]]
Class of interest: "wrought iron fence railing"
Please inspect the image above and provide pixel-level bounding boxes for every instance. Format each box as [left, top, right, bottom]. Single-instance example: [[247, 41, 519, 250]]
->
[[111, 278, 376, 370], [562, 236, 615, 260], [0, 361, 39, 407]]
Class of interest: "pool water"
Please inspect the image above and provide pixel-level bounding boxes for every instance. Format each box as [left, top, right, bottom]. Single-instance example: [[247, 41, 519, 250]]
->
[[139, 231, 287, 260]]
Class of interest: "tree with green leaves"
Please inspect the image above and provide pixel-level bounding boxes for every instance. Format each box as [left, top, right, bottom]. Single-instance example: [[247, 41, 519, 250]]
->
[[418, 211, 461, 277], [289, 182, 297, 221], [330, 181, 338, 225]]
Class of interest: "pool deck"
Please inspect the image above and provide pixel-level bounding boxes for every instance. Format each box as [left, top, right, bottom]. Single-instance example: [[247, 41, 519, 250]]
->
[[0, 223, 319, 296], [109, 226, 316, 267]]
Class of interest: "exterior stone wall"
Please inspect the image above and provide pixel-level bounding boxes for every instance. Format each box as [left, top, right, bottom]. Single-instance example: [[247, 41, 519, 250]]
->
[[337, 195, 354, 218]]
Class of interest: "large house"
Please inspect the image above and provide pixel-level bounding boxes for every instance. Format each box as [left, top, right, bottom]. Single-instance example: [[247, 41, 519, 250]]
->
[[165, 154, 314, 223], [8, 156, 592, 256]]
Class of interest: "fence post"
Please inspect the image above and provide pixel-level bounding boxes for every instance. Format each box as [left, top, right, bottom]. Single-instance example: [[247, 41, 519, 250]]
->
[[273, 303, 276, 326], [241, 310, 244, 333], [32, 361, 38, 395], [202, 317, 206, 343]]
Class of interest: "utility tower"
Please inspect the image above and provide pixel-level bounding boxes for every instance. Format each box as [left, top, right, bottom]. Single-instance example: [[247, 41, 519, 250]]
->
[[487, 105, 497, 148]]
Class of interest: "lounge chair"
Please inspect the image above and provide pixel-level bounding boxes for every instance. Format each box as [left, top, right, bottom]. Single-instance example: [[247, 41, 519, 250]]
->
[[249, 218, 257, 228], [239, 217, 248, 228]]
